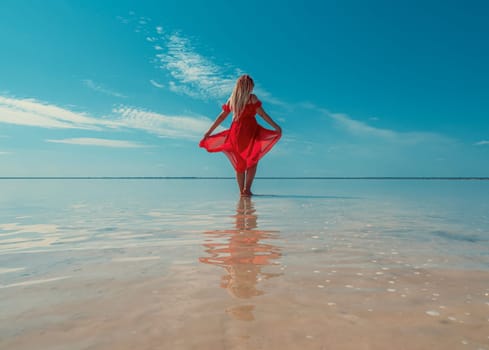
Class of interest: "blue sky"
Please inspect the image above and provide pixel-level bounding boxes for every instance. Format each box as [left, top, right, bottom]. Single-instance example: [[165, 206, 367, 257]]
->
[[0, 0, 488, 177]]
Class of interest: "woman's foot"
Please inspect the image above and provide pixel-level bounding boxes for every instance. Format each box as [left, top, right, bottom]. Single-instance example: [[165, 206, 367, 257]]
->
[[241, 189, 253, 197]]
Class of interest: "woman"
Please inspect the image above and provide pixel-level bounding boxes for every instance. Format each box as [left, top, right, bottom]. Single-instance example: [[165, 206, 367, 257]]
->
[[199, 75, 282, 196]]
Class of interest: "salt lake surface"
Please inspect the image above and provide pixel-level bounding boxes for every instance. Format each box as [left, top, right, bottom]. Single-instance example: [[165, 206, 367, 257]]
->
[[0, 179, 488, 349]]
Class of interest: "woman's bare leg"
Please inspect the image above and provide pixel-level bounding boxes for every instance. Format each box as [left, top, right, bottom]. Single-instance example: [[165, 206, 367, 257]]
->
[[236, 171, 245, 194], [244, 164, 258, 195]]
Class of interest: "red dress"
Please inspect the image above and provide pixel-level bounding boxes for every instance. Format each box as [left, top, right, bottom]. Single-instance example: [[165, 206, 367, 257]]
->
[[199, 99, 281, 172]]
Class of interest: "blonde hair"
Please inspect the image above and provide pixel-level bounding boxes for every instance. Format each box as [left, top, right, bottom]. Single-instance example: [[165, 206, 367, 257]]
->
[[228, 75, 254, 118]]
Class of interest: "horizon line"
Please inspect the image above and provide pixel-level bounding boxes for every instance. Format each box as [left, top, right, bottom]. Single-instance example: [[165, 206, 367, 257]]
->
[[0, 176, 488, 180]]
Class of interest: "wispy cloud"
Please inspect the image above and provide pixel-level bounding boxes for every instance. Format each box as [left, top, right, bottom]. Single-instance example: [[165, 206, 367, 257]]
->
[[0, 151, 11, 155], [329, 113, 397, 139], [83, 79, 127, 98], [253, 87, 293, 110], [118, 15, 289, 107], [329, 112, 452, 144], [153, 32, 293, 109], [475, 140, 489, 146], [156, 33, 236, 100], [0, 95, 120, 130], [113, 105, 213, 140], [149, 79, 164, 88], [46, 138, 147, 148], [0, 94, 214, 142], [299, 103, 451, 145]]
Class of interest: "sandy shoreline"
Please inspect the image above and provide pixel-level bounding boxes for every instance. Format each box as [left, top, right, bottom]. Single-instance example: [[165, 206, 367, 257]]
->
[[1, 253, 488, 350]]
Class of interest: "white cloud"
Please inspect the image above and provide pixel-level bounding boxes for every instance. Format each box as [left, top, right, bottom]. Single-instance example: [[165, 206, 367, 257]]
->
[[118, 17, 290, 107], [46, 138, 147, 148], [156, 33, 236, 100], [83, 79, 127, 98], [167, 81, 202, 99], [0, 94, 215, 142], [0, 151, 11, 155], [149, 79, 164, 88], [475, 140, 489, 146], [113, 105, 213, 140], [253, 87, 293, 110], [329, 112, 452, 144], [0, 95, 120, 130], [152, 33, 290, 107], [295, 103, 452, 145], [116, 15, 131, 24], [329, 113, 397, 139]]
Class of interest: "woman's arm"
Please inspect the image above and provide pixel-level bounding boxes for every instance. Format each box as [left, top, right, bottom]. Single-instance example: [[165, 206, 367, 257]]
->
[[203, 110, 231, 138], [257, 107, 282, 134]]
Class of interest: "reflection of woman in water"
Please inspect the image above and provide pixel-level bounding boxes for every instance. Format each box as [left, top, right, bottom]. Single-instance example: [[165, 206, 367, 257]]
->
[[200, 197, 282, 302]]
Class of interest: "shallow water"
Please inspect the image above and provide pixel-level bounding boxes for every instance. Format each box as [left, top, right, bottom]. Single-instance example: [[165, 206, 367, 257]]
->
[[1, 179, 488, 349]]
